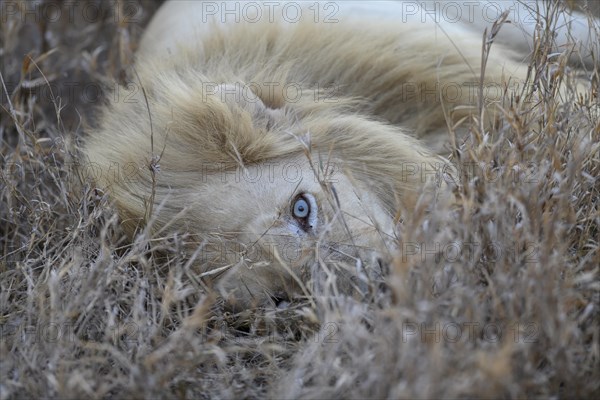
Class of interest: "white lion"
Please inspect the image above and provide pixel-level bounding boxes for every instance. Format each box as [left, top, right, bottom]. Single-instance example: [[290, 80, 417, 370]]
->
[[83, 1, 598, 309]]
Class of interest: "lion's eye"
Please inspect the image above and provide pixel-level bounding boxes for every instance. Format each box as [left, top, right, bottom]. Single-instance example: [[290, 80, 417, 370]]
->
[[293, 198, 309, 218], [291, 193, 317, 230]]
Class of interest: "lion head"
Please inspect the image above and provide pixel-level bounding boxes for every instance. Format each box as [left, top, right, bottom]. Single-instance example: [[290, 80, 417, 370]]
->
[[83, 25, 449, 310]]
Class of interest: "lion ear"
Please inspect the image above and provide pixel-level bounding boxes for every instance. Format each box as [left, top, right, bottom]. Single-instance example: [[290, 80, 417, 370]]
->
[[211, 83, 283, 129]]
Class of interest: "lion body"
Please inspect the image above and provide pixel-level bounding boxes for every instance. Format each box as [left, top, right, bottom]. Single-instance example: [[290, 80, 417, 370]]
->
[[83, 1, 598, 308]]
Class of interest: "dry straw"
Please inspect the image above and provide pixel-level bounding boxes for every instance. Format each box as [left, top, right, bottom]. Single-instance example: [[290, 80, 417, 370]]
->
[[1, 1, 598, 398]]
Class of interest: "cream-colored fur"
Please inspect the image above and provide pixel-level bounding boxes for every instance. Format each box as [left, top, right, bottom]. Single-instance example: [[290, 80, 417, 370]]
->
[[83, 1, 598, 309]]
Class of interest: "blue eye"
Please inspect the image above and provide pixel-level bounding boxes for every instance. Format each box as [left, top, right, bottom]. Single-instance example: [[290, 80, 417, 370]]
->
[[291, 193, 318, 231], [293, 198, 309, 218]]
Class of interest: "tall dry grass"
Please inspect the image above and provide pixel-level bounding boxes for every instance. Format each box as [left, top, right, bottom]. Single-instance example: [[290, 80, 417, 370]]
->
[[1, 1, 598, 398]]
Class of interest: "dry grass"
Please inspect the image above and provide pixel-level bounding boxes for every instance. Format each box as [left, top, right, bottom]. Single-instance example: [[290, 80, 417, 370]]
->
[[1, 1, 599, 399]]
